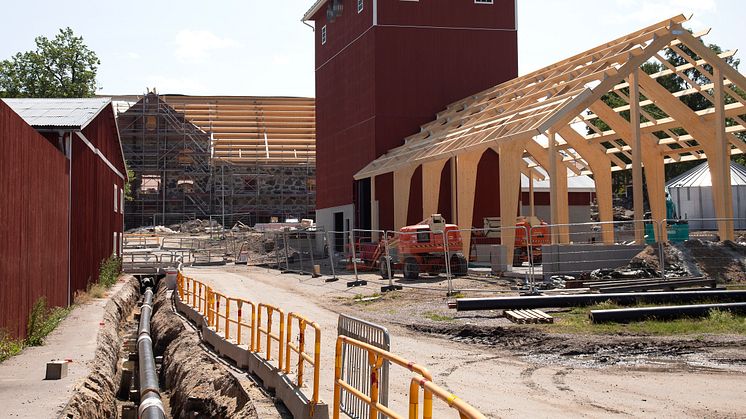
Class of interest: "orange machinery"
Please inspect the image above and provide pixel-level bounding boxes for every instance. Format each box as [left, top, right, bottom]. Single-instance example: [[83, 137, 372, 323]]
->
[[474, 216, 551, 266], [352, 214, 468, 279]]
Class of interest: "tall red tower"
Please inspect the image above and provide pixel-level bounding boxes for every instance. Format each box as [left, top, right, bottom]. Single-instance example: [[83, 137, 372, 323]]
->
[[304, 0, 518, 232]]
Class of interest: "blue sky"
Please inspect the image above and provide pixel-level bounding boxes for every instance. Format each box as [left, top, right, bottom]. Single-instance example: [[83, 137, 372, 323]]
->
[[0, 0, 743, 97]]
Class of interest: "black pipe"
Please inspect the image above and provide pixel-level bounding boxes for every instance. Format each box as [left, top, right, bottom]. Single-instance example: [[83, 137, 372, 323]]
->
[[138, 287, 165, 419], [591, 302, 746, 323], [452, 290, 746, 311]]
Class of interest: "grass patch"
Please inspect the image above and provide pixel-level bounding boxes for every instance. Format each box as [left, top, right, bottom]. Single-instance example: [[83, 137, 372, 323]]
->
[[99, 254, 122, 288], [547, 303, 746, 335], [0, 330, 24, 363], [726, 284, 746, 290], [25, 297, 71, 347], [423, 311, 455, 322]]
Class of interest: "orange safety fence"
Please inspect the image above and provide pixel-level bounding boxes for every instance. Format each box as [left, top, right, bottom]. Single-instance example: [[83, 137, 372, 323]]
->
[[256, 303, 285, 364], [334, 335, 485, 419], [285, 312, 321, 407]]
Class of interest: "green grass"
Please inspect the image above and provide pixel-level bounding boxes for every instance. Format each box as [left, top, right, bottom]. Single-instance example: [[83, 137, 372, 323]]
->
[[25, 297, 72, 347], [423, 311, 455, 322], [726, 284, 746, 290], [0, 330, 23, 363], [546, 302, 746, 335], [98, 254, 122, 288]]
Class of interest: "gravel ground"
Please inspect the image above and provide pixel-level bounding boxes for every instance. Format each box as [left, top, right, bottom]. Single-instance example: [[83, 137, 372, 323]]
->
[[183, 265, 746, 418]]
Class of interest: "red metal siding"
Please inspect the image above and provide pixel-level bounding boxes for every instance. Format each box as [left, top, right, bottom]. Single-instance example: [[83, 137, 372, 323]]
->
[[72, 108, 125, 293], [379, 0, 516, 29], [314, 0, 518, 227], [0, 102, 69, 338]]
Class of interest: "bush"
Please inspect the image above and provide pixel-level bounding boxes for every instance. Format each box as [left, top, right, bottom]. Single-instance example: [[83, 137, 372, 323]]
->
[[0, 329, 23, 363], [25, 297, 71, 347], [99, 254, 122, 288]]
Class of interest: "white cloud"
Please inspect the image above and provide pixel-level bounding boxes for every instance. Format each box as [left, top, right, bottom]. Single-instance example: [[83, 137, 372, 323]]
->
[[174, 30, 241, 63], [126, 52, 141, 60]]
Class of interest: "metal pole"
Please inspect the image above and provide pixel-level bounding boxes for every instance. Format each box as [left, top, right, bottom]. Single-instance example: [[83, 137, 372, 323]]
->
[[442, 230, 453, 296], [326, 231, 337, 279], [284, 230, 290, 271], [384, 232, 393, 288], [350, 229, 359, 281], [307, 232, 316, 276]]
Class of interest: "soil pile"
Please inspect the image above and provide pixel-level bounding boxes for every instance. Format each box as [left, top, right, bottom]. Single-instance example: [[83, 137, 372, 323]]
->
[[151, 285, 258, 418]]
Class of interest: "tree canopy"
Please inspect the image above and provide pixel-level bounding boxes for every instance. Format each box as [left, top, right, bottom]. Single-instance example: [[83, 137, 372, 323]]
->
[[0, 27, 100, 98]]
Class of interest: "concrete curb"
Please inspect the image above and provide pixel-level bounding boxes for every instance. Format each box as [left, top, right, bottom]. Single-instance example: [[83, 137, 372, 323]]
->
[[173, 294, 329, 419]]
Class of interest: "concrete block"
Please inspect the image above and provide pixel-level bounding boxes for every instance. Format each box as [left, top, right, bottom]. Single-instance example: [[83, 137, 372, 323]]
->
[[542, 244, 646, 279], [45, 361, 68, 380], [489, 245, 509, 274], [247, 352, 281, 391], [276, 374, 329, 419]]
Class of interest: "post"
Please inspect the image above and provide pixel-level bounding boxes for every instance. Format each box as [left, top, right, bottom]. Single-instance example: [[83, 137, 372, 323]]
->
[[629, 69, 645, 244], [237, 300, 243, 346], [225, 298, 231, 340]]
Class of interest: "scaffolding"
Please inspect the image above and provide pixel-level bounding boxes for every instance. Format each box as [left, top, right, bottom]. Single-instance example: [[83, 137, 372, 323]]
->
[[117, 93, 316, 229]]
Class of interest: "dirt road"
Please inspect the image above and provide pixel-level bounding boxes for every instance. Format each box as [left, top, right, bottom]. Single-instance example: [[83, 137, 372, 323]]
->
[[183, 266, 746, 418]]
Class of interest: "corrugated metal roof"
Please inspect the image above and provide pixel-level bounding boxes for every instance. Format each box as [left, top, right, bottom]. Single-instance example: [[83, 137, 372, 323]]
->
[[1, 98, 111, 128], [521, 167, 596, 193], [667, 161, 746, 188]]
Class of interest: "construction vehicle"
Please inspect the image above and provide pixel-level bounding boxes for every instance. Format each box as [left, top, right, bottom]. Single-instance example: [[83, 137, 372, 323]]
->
[[473, 216, 551, 266], [353, 214, 468, 279]]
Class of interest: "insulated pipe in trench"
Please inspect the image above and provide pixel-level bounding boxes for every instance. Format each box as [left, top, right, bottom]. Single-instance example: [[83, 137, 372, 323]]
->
[[138, 287, 166, 419]]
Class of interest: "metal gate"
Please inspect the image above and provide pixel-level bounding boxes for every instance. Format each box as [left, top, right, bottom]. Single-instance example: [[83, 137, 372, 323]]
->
[[337, 314, 391, 419]]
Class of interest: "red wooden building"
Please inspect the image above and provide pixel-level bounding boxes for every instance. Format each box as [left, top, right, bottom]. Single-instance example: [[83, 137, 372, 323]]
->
[[303, 0, 518, 232], [0, 98, 125, 338]]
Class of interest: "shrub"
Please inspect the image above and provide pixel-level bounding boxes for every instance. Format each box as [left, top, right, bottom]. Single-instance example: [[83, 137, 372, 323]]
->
[[99, 254, 122, 288], [25, 297, 71, 347]]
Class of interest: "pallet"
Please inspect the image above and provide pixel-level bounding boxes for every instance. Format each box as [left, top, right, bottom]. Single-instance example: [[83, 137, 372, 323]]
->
[[504, 309, 554, 324]]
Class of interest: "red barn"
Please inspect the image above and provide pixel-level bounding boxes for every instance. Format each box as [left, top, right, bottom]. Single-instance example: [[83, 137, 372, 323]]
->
[[303, 0, 518, 232], [0, 98, 125, 338]]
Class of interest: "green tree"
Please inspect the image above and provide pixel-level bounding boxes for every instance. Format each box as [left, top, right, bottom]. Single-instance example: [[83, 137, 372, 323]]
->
[[0, 27, 99, 98]]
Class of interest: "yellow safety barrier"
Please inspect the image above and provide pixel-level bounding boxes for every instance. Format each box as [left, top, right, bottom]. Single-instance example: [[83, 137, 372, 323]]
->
[[334, 335, 485, 419], [257, 303, 285, 363], [334, 335, 432, 419], [285, 312, 321, 408], [409, 377, 486, 419]]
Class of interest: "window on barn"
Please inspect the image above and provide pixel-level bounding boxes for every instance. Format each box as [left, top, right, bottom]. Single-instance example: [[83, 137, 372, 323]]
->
[[358, 0, 364, 13], [114, 185, 118, 213], [113, 232, 117, 256], [475, 0, 493, 3], [322, 26, 327, 45], [120, 187, 125, 214]]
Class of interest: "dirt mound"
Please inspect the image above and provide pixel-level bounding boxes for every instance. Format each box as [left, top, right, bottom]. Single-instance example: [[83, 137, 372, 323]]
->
[[682, 240, 746, 283], [61, 276, 140, 419], [406, 323, 548, 348], [628, 244, 694, 277], [151, 285, 258, 418]]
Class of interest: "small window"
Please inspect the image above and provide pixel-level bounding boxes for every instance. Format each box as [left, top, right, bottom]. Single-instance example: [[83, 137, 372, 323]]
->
[[357, 0, 364, 13], [113, 232, 117, 256], [120, 187, 125, 214], [475, 0, 493, 3], [114, 185, 118, 213], [140, 175, 161, 193], [321, 25, 327, 45]]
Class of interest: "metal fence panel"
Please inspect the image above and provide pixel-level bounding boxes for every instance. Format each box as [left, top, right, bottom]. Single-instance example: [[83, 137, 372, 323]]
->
[[337, 314, 391, 419]]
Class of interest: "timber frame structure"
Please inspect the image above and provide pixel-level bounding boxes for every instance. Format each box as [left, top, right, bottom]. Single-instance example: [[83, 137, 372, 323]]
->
[[355, 15, 746, 258]]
